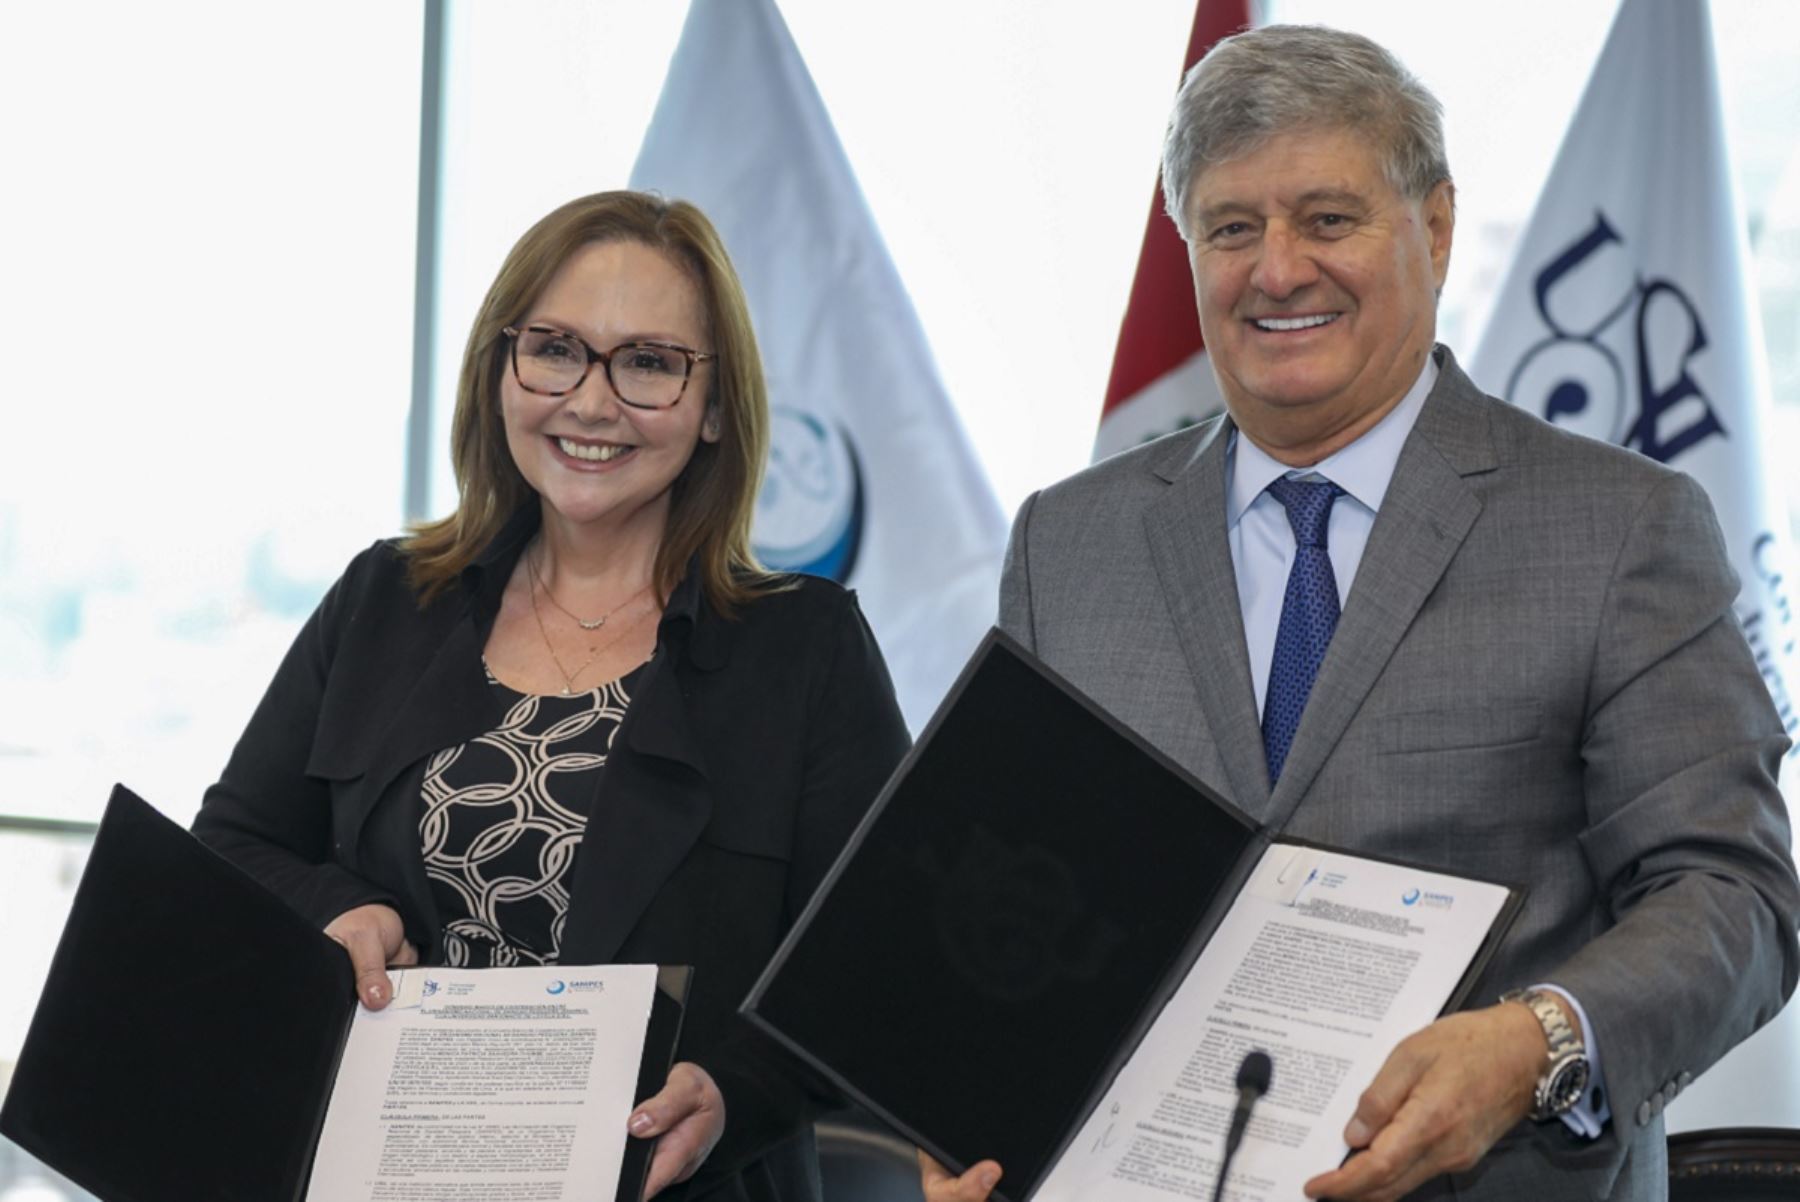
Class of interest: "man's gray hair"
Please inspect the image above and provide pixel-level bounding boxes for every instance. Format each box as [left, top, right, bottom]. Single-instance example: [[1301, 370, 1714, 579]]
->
[[1161, 25, 1450, 239]]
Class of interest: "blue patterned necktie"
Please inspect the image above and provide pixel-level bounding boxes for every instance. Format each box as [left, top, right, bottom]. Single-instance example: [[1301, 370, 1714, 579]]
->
[[1262, 476, 1346, 786]]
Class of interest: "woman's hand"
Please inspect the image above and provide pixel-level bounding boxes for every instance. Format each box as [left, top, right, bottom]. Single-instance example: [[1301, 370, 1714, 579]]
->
[[919, 1149, 1002, 1202], [323, 903, 419, 1009], [630, 1061, 726, 1199]]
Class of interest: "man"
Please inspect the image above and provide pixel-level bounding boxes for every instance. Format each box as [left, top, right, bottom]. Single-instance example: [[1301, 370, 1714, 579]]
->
[[924, 23, 1798, 1202]]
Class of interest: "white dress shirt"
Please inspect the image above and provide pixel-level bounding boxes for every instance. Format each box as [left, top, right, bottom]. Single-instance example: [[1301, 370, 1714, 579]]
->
[[1227, 358, 1436, 714], [1221, 356, 1609, 1137]]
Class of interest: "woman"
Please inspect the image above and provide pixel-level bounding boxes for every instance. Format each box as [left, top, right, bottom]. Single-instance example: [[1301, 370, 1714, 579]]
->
[[192, 191, 910, 1201]]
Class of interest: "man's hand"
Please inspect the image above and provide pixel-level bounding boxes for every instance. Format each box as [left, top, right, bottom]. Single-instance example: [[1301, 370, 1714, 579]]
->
[[631, 1061, 726, 1199], [323, 903, 419, 1010], [1303, 1002, 1552, 1201], [918, 1149, 1002, 1202]]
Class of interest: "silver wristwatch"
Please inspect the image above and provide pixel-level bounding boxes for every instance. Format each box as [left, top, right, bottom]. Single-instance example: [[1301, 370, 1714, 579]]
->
[[1500, 987, 1590, 1120]]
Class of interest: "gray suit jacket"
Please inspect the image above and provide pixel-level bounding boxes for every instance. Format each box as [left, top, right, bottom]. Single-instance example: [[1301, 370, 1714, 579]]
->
[[999, 348, 1798, 1201]]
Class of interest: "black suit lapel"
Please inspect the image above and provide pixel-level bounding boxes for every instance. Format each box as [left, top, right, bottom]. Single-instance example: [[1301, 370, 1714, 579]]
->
[[340, 612, 504, 949], [340, 505, 538, 857], [557, 638, 714, 965]]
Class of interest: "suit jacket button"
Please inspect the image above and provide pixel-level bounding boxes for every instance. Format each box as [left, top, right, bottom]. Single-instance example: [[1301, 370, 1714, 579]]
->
[[1649, 1093, 1665, 1117], [1662, 1082, 1679, 1104], [1637, 1100, 1653, 1126], [1677, 1071, 1693, 1089]]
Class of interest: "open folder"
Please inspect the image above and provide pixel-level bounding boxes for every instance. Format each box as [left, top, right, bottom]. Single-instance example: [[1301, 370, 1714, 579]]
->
[[742, 631, 1523, 1202], [0, 785, 690, 1202]]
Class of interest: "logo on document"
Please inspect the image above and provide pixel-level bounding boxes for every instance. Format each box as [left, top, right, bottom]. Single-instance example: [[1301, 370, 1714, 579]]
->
[[545, 979, 567, 995], [1403, 887, 1456, 911], [421, 978, 440, 998]]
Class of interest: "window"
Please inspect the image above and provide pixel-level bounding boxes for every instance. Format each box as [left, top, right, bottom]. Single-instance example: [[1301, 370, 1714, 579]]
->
[[0, 4, 422, 1192]]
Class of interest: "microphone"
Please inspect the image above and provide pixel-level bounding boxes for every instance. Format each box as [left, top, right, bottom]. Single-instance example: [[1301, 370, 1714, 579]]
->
[[1212, 1050, 1273, 1202]]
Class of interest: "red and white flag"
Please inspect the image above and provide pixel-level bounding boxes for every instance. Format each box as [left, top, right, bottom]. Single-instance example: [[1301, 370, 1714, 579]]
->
[[1468, 0, 1800, 1128], [1092, 0, 1252, 462]]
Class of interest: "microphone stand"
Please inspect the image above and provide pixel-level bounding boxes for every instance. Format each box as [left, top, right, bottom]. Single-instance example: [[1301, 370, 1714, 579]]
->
[[1211, 1049, 1272, 1202]]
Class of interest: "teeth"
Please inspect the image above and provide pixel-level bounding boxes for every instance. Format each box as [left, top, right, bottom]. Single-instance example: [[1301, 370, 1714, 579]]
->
[[1254, 314, 1338, 331], [558, 437, 628, 462]]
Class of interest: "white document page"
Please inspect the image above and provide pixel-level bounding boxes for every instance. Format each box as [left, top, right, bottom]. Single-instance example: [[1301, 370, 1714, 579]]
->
[[1036, 845, 1511, 1202], [306, 963, 660, 1202]]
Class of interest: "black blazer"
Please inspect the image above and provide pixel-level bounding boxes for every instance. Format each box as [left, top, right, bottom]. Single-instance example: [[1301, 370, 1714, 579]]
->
[[193, 507, 912, 1202]]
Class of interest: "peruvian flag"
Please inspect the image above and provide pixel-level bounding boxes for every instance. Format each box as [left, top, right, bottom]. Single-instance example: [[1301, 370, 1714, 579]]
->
[[1092, 0, 1252, 462]]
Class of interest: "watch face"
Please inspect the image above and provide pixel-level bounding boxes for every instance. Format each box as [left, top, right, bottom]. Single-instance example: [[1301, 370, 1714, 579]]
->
[[1545, 1057, 1591, 1114]]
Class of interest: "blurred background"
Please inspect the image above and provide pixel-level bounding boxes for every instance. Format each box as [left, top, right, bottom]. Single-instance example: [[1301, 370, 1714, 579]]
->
[[1, 2, 1795, 1195]]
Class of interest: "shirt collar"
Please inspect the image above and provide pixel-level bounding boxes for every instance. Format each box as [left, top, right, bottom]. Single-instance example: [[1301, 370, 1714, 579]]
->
[[1226, 355, 1438, 526]]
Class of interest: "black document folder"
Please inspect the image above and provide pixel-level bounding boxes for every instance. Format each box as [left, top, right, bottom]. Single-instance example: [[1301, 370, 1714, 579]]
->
[[0, 784, 690, 1202], [742, 631, 1521, 1202]]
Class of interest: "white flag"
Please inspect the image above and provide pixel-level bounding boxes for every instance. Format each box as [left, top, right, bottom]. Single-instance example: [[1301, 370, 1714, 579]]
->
[[1468, 0, 1800, 1128], [632, 0, 1007, 731]]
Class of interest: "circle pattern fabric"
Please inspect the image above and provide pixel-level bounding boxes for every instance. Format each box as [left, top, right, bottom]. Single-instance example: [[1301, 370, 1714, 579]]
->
[[420, 663, 642, 966]]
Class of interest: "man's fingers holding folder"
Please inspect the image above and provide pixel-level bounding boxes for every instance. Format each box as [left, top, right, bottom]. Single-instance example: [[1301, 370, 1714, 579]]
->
[[918, 1149, 1002, 1202], [1302, 1006, 1545, 1200], [324, 903, 420, 1010]]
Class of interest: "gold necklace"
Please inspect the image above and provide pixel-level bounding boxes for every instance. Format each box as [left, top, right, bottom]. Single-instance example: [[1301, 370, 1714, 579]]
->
[[526, 563, 652, 695], [529, 547, 648, 631]]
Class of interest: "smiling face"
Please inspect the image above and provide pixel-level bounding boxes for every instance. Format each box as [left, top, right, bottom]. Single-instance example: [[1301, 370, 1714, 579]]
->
[[1185, 126, 1454, 464], [501, 239, 719, 539]]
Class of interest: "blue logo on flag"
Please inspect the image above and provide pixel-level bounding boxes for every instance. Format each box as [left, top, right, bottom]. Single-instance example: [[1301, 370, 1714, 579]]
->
[[1503, 210, 1726, 465], [753, 407, 864, 582]]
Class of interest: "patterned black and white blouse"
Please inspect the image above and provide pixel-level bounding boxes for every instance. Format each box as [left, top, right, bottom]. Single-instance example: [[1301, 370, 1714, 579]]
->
[[419, 663, 643, 967]]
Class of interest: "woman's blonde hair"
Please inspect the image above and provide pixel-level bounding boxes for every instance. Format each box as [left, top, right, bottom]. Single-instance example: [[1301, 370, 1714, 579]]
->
[[403, 191, 779, 615]]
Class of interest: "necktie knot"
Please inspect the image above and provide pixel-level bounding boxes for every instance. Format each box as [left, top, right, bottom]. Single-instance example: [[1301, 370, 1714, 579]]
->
[[1266, 476, 1343, 549]]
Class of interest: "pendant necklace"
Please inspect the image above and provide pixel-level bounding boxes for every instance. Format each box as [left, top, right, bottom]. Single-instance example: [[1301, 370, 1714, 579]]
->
[[526, 560, 652, 695], [529, 546, 647, 631]]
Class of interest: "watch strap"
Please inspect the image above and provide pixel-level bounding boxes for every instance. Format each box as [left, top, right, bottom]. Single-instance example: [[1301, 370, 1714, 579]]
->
[[1501, 987, 1589, 1120]]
